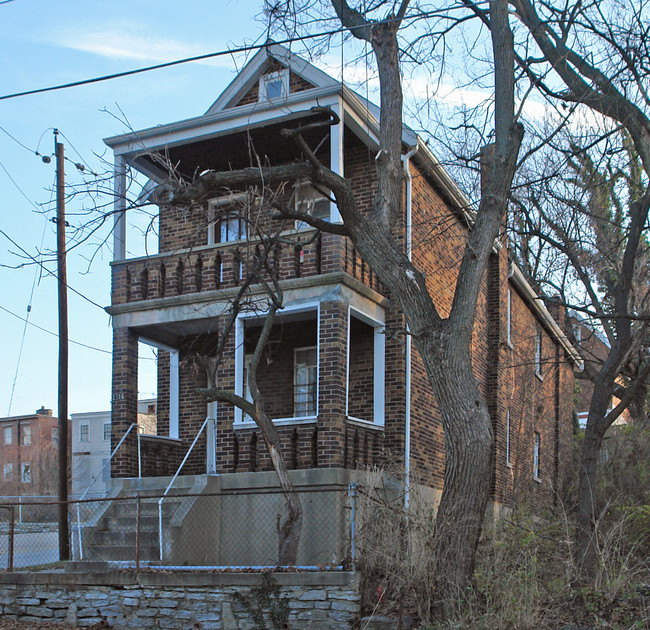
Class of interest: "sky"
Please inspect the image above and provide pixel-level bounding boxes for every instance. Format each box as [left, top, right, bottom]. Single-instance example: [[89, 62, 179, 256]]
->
[[0, 0, 296, 417], [0, 0, 517, 419]]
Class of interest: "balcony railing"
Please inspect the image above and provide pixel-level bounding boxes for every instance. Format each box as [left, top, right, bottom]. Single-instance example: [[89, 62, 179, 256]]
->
[[112, 235, 385, 306]]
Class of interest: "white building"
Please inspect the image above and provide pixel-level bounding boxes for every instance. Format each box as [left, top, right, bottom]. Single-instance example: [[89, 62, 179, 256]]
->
[[71, 400, 156, 498]]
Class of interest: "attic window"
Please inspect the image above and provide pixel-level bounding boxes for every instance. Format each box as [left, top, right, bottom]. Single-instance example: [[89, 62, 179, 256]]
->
[[259, 69, 289, 102], [294, 181, 330, 229]]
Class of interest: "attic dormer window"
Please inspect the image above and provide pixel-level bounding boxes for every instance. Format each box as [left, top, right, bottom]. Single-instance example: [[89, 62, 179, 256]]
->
[[259, 69, 289, 102]]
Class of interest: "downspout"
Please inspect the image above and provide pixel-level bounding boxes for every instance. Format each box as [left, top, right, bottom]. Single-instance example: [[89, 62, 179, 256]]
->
[[402, 146, 417, 510]]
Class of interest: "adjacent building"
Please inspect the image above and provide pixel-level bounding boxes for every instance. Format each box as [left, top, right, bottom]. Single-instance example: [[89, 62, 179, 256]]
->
[[0, 407, 69, 497]]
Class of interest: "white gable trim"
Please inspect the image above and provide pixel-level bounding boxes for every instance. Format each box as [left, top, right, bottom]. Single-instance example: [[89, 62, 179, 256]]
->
[[206, 43, 340, 115]]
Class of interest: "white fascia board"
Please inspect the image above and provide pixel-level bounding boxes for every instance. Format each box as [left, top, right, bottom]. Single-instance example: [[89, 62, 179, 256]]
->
[[207, 43, 340, 114], [510, 263, 583, 368], [105, 86, 341, 157]]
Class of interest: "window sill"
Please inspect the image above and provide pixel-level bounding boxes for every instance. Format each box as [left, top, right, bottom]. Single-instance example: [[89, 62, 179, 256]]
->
[[535, 371, 544, 382], [346, 417, 384, 431]]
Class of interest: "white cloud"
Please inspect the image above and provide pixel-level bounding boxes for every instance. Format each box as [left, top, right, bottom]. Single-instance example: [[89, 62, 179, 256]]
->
[[52, 27, 234, 67]]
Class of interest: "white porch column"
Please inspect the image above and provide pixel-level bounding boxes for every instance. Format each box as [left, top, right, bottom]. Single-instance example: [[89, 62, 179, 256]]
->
[[329, 98, 344, 224], [114, 155, 127, 261], [169, 349, 180, 439]]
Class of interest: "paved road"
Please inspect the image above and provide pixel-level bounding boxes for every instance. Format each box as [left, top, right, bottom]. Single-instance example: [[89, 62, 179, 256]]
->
[[0, 531, 60, 568]]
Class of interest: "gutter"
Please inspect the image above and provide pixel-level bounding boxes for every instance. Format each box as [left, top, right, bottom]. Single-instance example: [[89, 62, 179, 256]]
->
[[402, 145, 418, 510], [510, 263, 583, 368]]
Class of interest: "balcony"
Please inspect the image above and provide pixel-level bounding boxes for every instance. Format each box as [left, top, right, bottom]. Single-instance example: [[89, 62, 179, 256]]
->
[[111, 234, 384, 307]]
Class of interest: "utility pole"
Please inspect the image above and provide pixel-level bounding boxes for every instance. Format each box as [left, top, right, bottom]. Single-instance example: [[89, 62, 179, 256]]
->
[[55, 129, 70, 561]]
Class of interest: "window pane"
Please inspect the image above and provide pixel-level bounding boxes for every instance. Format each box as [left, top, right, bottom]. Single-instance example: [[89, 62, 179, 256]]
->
[[3, 426, 12, 445], [22, 425, 31, 446], [22, 463, 31, 483], [266, 79, 283, 99], [294, 347, 317, 417], [80, 424, 89, 442], [103, 424, 111, 441]]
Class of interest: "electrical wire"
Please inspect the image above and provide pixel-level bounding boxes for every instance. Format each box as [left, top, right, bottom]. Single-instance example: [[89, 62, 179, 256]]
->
[[0, 228, 105, 309], [0, 304, 111, 355], [6, 176, 54, 415], [0, 159, 43, 211]]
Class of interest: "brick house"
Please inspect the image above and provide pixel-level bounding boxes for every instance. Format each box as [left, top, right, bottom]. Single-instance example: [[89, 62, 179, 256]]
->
[[0, 407, 70, 497], [99, 44, 581, 564]]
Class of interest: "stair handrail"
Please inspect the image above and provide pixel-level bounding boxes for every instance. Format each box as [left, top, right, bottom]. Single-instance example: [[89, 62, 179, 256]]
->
[[158, 416, 210, 562], [75, 422, 139, 560]]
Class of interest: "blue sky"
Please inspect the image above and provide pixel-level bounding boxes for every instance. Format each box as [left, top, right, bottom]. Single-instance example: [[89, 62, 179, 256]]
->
[[0, 0, 503, 418], [0, 0, 285, 416]]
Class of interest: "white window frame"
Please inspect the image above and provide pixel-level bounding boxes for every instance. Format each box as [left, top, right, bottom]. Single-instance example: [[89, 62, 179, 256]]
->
[[103, 423, 111, 441], [535, 328, 543, 378], [294, 346, 318, 418], [79, 423, 90, 443], [3, 463, 13, 481], [21, 462, 31, 483], [506, 288, 512, 347], [533, 431, 541, 481], [3, 426, 12, 445], [258, 69, 289, 102], [506, 409, 512, 467], [346, 306, 386, 426], [294, 180, 331, 230], [234, 302, 320, 425], [21, 424, 31, 446], [207, 192, 250, 245]]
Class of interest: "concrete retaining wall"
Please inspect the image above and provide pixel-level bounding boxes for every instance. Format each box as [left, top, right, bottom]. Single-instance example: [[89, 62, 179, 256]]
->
[[0, 570, 360, 629]]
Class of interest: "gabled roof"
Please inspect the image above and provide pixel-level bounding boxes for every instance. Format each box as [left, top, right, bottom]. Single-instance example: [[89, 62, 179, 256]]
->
[[205, 42, 340, 114]]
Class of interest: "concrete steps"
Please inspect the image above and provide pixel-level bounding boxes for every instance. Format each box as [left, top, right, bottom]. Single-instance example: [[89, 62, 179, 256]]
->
[[75, 476, 208, 565]]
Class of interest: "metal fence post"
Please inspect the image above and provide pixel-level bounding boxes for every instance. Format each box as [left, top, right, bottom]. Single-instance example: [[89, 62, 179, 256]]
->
[[18, 497, 22, 524], [8, 507, 14, 571], [348, 483, 357, 565]]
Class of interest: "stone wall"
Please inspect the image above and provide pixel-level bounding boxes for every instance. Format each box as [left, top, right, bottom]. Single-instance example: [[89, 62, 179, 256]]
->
[[0, 570, 360, 630]]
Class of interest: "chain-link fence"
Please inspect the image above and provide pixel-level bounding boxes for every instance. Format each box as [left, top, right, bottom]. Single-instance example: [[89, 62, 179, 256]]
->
[[1, 485, 357, 571]]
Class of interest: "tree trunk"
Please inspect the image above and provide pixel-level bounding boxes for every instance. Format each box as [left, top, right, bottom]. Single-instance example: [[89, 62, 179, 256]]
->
[[420, 328, 494, 611], [265, 430, 304, 565], [575, 383, 611, 578]]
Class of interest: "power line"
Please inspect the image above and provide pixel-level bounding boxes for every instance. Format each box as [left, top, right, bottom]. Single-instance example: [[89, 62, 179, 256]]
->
[[0, 304, 111, 355], [0, 228, 105, 309], [0, 28, 349, 102], [7, 176, 54, 415]]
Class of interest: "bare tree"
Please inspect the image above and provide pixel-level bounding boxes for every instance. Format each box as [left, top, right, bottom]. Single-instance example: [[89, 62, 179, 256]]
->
[[173, 0, 523, 608], [502, 0, 650, 579]]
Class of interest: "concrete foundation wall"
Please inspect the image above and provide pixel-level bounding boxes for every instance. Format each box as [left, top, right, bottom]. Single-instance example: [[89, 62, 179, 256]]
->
[[0, 570, 360, 629]]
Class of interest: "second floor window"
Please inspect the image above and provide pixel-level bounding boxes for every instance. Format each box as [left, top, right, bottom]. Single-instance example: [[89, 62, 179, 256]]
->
[[295, 181, 330, 229], [103, 423, 111, 441], [218, 214, 246, 243], [21, 424, 31, 446], [294, 347, 317, 417], [80, 423, 89, 442], [208, 193, 252, 245], [535, 329, 543, 376], [3, 426, 12, 445]]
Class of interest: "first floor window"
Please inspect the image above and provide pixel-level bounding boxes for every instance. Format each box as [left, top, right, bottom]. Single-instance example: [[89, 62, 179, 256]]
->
[[294, 347, 317, 417], [533, 432, 541, 479], [3, 463, 13, 481], [80, 423, 89, 442], [22, 462, 31, 484]]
